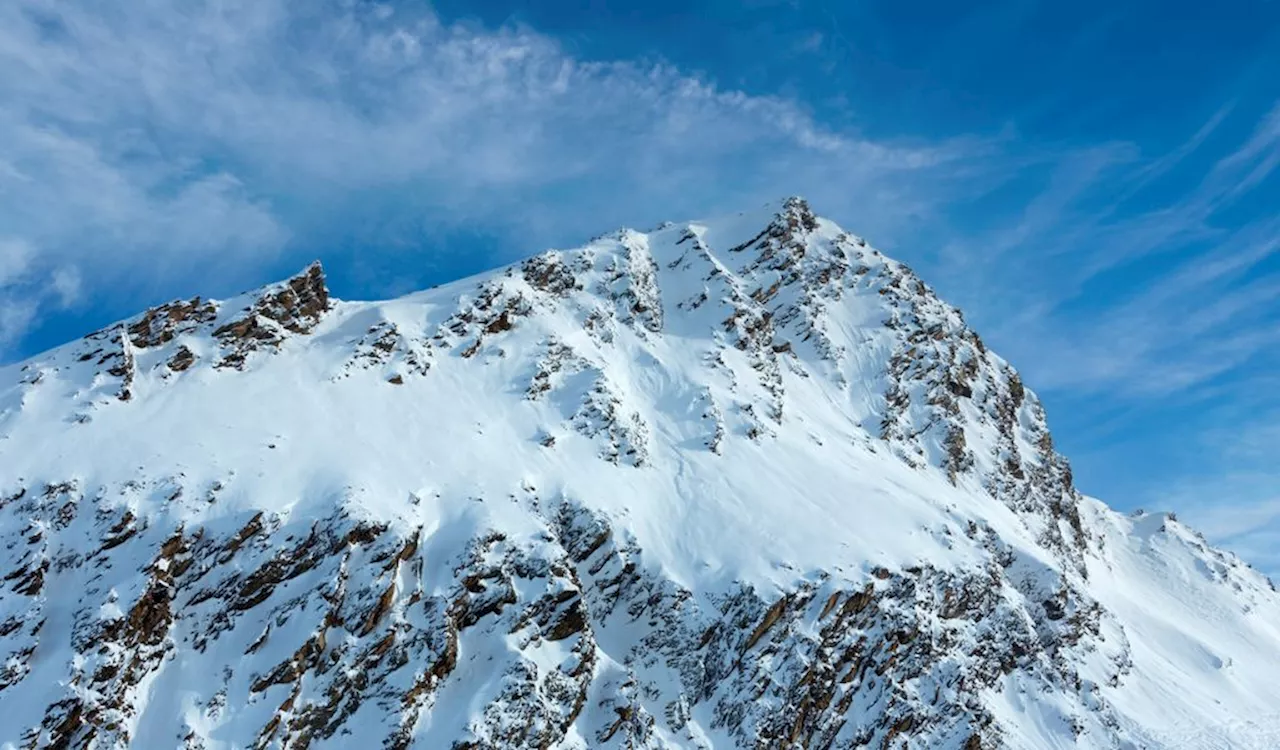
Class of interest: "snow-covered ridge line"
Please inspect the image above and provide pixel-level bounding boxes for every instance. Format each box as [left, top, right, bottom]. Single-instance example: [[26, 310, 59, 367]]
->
[[1, 198, 1277, 749]]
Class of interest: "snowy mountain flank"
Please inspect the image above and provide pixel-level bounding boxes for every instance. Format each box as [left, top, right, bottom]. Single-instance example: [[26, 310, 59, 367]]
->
[[2, 198, 1279, 750]]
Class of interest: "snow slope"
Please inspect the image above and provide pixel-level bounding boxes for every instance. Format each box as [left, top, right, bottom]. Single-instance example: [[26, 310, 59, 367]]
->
[[1, 198, 1277, 749]]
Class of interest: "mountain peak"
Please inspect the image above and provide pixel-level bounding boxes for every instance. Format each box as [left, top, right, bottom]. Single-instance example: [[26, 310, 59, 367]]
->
[[1, 206, 1278, 749], [776, 194, 819, 224]]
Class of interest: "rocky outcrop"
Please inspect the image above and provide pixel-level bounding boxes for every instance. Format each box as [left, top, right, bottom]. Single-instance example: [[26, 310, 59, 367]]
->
[[2, 200, 1276, 749], [0, 479, 1135, 748], [340, 321, 432, 382], [215, 262, 332, 369], [126, 297, 218, 348]]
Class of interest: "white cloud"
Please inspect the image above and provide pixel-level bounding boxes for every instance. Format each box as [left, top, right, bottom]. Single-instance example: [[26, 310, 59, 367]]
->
[[0, 238, 32, 287], [0, 299, 36, 349], [0, 237, 78, 348], [928, 104, 1280, 401], [0, 0, 1006, 359], [1211, 102, 1280, 200], [795, 31, 826, 53], [1161, 418, 1280, 577], [0, 0, 1004, 358], [49, 266, 81, 308], [0, 1, 1272, 417]]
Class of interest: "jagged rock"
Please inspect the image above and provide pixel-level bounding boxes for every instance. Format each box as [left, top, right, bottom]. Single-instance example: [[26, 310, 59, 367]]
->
[[127, 297, 218, 348], [215, 262, 332, 369], [1, 200, 1277, 749], [168, 345, 196, 372]]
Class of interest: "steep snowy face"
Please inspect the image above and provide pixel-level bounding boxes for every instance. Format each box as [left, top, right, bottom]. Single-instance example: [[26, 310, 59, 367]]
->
[[1, 199, 1278, 750]]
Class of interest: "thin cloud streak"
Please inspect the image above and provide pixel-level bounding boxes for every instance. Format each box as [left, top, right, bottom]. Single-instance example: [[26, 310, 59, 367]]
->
[[0, 0, 994, 357], [1163, 417, 1280, 577], [931, 103, 1280, 401], [1, 0, 1273, 416]]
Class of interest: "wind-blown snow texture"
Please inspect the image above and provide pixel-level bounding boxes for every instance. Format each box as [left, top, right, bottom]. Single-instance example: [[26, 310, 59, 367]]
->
[[1, 198, 1278, 749]]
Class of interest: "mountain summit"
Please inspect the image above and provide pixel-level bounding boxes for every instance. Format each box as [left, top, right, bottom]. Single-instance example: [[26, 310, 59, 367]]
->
[[2, 199, 1278, 749]]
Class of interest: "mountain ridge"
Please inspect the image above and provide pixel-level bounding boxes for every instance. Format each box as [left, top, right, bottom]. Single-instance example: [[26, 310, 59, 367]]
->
[[1, 197, 1278, 749]]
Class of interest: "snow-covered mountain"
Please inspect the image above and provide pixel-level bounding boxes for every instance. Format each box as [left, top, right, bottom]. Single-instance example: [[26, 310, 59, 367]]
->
[[2, 198, 1278, 749]]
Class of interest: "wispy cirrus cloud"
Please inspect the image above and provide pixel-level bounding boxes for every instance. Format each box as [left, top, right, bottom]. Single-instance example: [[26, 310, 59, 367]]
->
[[0, 236, 78, 349], [0, 0, 996, 358], [927, 101, 1280, 401], [1, 0, 1274, 408], [1159, 415, 1280, 577]]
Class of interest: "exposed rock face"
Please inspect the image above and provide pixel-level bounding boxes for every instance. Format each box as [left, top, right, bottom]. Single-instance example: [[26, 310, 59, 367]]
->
[[2, 201, 1279, 749], [32, 264, 333, 413], [127, 297, 219, 348], [214, 262, 332, 369], [1, 483, 1121, 749]]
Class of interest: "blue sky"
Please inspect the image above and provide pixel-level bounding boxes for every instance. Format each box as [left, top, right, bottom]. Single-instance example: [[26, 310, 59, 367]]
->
[[2, 1, 1278, 570]]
